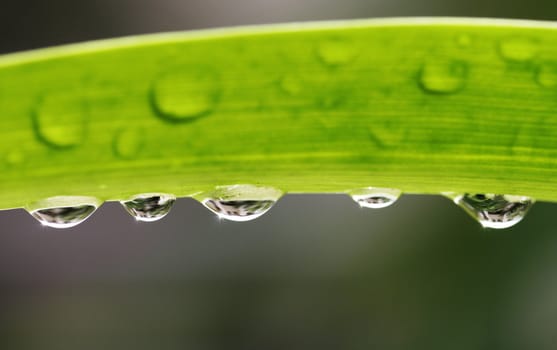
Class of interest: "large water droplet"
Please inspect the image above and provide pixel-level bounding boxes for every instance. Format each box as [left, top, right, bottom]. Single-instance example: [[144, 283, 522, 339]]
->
[[120, 193, 176, 222], [316, 38, 357, 66], [199, 185, 282, 222], [33, 93, 87, 148], [113, 127, 143, 159], [26, 196, 101, 229], [419, 59, 467, 94], [151, 69, 219, 122], [350, 187, 402, 209], [445, 193, 533, 229], [536, 63, 557, 88], [498, 37, 537, 62]]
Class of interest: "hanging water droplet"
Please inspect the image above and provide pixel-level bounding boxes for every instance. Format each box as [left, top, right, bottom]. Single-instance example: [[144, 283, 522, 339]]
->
[[199, 185, 282, 222], [498, 37, 537, 62], [419, 59, 467, 94], [316, 38, 357, 66], [120, 193, 176, 222], [113, 127, 143, 159], [349, 187, 402, 209], [26, 196, 101, 229], [536, 63, 557, 88], [33, 92, 87, 148], [445, 193, 533, 229], [203, 199, 277, 222], [151, 69, 219, 122]]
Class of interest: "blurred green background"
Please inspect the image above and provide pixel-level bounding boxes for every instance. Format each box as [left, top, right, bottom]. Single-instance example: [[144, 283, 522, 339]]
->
[[1, 1, 557, 349]]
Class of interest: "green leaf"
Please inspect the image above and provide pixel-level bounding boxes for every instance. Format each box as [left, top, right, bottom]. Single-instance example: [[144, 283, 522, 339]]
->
[[1, 17, 557, 210]]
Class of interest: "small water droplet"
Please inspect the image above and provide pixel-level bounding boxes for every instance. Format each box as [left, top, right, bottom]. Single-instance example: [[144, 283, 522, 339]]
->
[[279, 74, 303, 95], [498, 37, 537, 62], [419, 59, 467, 94], [316, 38, 357, 66], [367, 122, 407, 149], [113, 127, 143, 159], [121, 193, 176, 222], [536, 63, 557, 88], [26, 196, 101, 229], [33, 93, 87, 148], [446, 193, 533, 229], [151, 69, 219, 122], [5, 149, 24, 166], [350, 187, 401, 209], [199, 185, 282, 222], [456, 34, 471, 47]]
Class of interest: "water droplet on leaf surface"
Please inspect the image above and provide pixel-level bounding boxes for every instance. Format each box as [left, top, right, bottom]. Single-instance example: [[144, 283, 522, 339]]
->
[[151, 69, 219, 122], [5, 149, 24, 166], [316, 38, 357, 66], [456, 34, 472, 47], [200, 185, 282, 222], [498, 37, 537, 62], [446, 193, 533, 229], [419, 59, 467, 94], [536, 64, 557, 88], [113, 127, 143, 159], [350, 187, 401, 209], [33, 93, 87, 148], [121, 193, 176, 222], [26, 196, 101, 229], [279, 74, 303, 95]]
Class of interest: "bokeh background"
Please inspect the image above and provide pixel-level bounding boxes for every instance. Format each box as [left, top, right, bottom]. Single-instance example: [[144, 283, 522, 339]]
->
[[1, 1, 557, 349]]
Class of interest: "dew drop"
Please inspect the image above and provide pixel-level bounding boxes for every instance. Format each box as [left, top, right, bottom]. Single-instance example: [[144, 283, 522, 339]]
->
[[151, 69, 219, 122], [316, 38, 357, 66], [199, 185, 282, 222], [33, 93, 87, 148], [113, 127, 143, 159], [26, 196, 101, 229], [498, 37, 537, 62], [445, 193, 533, 229], [120, 193, 175, 222], [536, 64, 557, 88], [350, 187, 402, 209], [419, 59, 467, 94]]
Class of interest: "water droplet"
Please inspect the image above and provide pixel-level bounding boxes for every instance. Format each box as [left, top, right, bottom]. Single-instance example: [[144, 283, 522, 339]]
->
[[536, 63, 557, 88], [350, 187, 401, 209], [120, 193, 176, 222], [498, 37, 537, 62], [316, 38, 357, 66], [279, 74, 303, 95], [33, 93, 87, 148], [5, 149, 24, 166], [367, 122, 407, 149], [456, 34, 471, 47], [199, 185, 282, 222], [113, 127, 143, 159], [151, 69, 219, 122], [26, 196, 101, 229], [419, 59, 467, 94], [445, 193, 533, 229]]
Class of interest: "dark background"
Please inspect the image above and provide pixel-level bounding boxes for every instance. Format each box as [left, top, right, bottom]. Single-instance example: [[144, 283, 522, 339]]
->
[[1, 1, 556, 349]]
